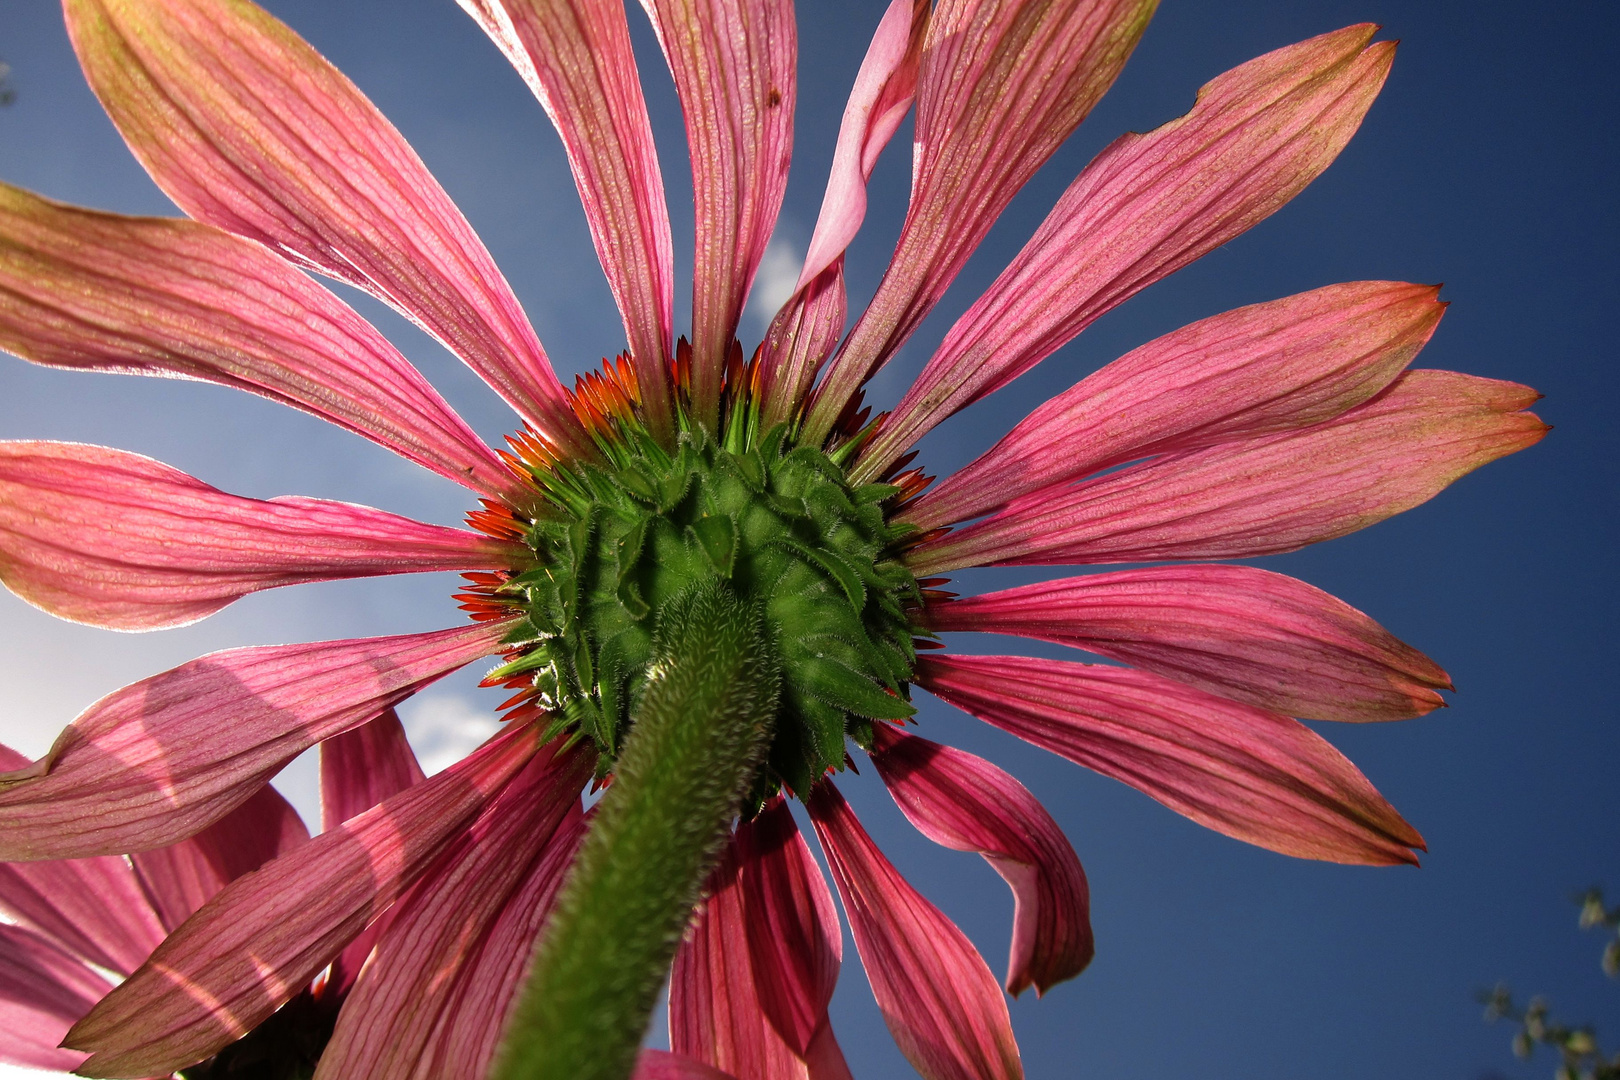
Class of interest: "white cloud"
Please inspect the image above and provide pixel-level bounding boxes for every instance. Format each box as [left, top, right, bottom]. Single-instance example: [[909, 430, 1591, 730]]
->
[[397, 692, 502, 776], [746, 234, 804, 335]]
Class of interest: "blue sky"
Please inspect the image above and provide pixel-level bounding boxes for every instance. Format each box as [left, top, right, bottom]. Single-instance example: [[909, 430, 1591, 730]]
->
[[0, 1, 1615, 1077]]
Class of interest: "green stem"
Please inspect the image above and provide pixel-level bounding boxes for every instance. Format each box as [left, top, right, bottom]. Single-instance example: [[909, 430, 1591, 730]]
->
[[494, 584, 779, 1080]]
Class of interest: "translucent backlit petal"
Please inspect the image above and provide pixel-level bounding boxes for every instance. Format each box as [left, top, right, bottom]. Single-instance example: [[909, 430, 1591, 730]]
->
[[0, 924, 113, 1071], [758, 0, 926, 426], [916, 654, 1424, 865], [862, 25, 1396, 474], [909, 371, 1547, 575], [904, 281, 1444, 530], [64, 719, 549, 1077], [639, 0, 795, 425], [869, 726, 1092, 996], [313, 748, 589, 1080], [805, 0, 1156, 441], [0, 621, 512, 860], [922, 565, 1451, 722], [807, 783, 1022, 1080], [0, 182, 521, 502], [637, 1051, 745, 1080], [460, 0, 677, 435], [0, 441, 524, 631], [64, 0, 588, 454]]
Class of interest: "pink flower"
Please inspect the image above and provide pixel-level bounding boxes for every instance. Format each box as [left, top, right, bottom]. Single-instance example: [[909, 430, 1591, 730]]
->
[[0, 1, 1544, 1079]]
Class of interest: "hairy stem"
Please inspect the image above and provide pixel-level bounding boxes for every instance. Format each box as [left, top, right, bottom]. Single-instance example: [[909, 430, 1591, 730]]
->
[[494, 584, 779, 1080]]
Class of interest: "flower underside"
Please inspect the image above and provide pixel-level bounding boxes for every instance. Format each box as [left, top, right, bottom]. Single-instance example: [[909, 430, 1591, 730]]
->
[[469, 352, 924, 802]]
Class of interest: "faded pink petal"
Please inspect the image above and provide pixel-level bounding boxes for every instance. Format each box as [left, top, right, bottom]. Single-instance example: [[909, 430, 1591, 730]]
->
[[313, 747, 590, 1079], [804, 0, 1156, 441], [65, 718, 552, 1077], [132, 783, 308, 933], [64, 0, 589, 455], [637, 1050, 744, 1080], [910, 371, 1548, 576], [903, 281, 1445, 530], [922, 565, 1452, 722], [320, 708, 428, 997], [672, 838, 821, 1080], [0, 620, 512, 860], [639, 0, 795, 424], [0, 441, 523, 631], [862, 25, 1397, 474], [0, 923, 113, 1071], [460, 0, 677, 436], [0, 745, 165, 976], [0, 182, 522, 503], [807, 783, 1022, 1080], [758, 0, 926, 427], [869, 725, 1092, 997], [321, 708, 427, 832], [915, 654, 1424, 866], [736, 798, 843, 1060]]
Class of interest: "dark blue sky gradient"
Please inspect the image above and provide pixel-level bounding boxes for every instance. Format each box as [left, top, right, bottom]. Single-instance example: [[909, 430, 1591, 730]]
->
[[0, 2, 1615, 1078]]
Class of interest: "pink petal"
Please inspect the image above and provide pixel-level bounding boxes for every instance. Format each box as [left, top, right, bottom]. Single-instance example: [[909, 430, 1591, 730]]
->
[[915, 654, 1425, 866], [921, 565, 1452, 722], [0, 441, 523, 631], [0, 744, 165, 976], [0, 924, 112, 1071], [0, 182, 523, 503], [637, 1050, 744, 1080], [320, 708, 427, 832], [869, 725, 1092, 997], [736, 798, 842, 1059], [64, 718, 553, 1078], [638, 0, 795, 425], [803, 0, 1156, 441], [459, 0, 677, 436], [671, 836, 827, 1080], [903, 281, 1445, 530], [909, 370, 1547, 576], [758, 0, 926, 427], [807, 783, 1022, 1080], [131, 782, 310, 933], [0, 620, 513, 860], [64, 0, 589, 455], [312, 747, 590, 1079], [319, 708, 427, 996], [863, 25, 1398, 474]]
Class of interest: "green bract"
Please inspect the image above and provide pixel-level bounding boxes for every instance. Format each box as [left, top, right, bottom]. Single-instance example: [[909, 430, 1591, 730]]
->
[[493, 422, 922, 800]]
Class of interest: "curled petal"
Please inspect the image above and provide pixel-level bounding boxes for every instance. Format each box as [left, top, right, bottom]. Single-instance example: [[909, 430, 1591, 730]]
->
[[807, 783, 1022, 1080], [460, 0, 676, 435], [0, 745, 164, 976], [639, 0, 795, 424], [758, 0, 925, 426], [916, 654, 1424, 865], [65, 719, 552, 1077], [0, 924, 113, 1071], [313, 749, 590, 1080], [0, 620, 513, 860], [909, 371, 1547, 576], [132, 782, 309, 933], [863, 25, 1398, 474], [0, 183, 521, 502], [869, 726, 1092, 996], [737, 798, 842, 1058], [0, 441, 523, 631], [65, 0, 588, 454], [805, 0, 1156, 441], [903, 281, 1445, 530], [922, 565, 1451, 722]]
